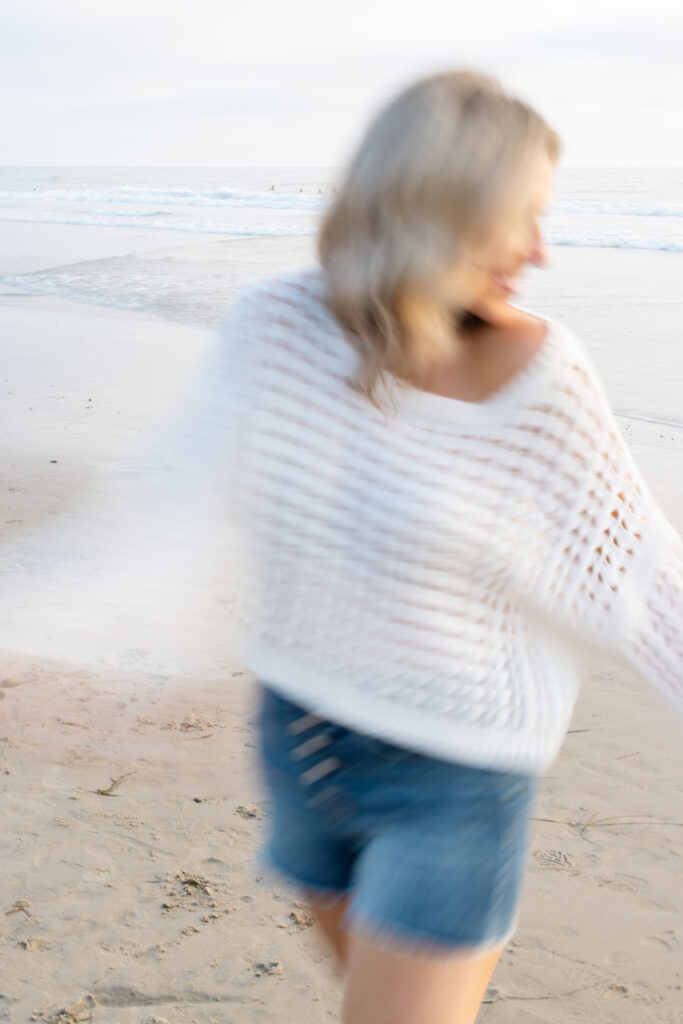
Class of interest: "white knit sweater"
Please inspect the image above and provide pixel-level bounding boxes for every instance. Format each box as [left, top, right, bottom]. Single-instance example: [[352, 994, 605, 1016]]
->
[[202, 266, 683, 774]]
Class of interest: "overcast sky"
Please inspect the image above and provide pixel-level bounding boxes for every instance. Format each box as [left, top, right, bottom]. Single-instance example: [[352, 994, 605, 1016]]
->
[[2, 0, 682, 167]]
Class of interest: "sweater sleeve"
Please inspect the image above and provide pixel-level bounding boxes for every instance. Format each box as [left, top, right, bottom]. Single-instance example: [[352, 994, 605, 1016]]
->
[[508, 331, 683, 722], [159, 283, 263, 495]]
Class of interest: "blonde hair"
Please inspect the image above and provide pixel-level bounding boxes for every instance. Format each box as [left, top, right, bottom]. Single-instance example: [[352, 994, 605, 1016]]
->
[[317, 69, 562, 412]]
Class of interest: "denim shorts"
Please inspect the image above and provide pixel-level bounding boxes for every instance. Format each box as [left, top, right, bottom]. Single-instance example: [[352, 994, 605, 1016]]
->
[[252, 682, 539, 956]]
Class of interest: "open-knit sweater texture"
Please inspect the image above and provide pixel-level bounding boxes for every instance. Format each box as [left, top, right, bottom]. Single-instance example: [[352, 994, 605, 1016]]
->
[[202, 266, 683, 773]]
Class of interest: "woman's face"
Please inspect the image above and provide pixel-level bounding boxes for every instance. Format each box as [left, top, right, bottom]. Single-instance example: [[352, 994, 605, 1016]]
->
[[465, 149, 555, 325]]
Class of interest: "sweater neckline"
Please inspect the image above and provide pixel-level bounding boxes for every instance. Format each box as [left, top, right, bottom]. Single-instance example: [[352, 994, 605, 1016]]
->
[[301, 266, 561, 426], [377, 307, 561, 425]]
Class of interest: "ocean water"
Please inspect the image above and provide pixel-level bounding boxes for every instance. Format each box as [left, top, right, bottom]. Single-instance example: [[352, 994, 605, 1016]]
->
[[1, 165, 682, 425], [2, 165, 683, 250], [1, 166, 683, 325], [0, 167, 332, 240]]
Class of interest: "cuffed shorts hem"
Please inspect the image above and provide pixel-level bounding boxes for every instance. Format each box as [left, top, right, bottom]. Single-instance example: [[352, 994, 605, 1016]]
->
[[342, 905, 520, 959], [251, 842, 520, 958]]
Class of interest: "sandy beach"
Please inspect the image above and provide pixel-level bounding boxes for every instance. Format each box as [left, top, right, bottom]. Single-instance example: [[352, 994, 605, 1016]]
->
[[1, 219, 682, 1022]]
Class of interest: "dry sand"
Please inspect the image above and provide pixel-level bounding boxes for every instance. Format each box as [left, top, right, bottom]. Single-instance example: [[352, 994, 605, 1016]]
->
[[1, 229, 682, 1022]]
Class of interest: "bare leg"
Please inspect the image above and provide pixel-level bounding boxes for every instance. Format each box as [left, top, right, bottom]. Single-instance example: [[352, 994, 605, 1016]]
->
[[306, 893, 351, 972], [342, 930, 504, 1024]]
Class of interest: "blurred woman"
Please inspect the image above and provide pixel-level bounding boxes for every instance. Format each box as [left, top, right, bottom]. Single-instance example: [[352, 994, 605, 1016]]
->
[[209, 70, 683, 1024]]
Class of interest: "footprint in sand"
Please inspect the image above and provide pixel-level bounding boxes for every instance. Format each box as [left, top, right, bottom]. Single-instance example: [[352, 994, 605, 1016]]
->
[[532, 848, 600, 871], [235, 803, 264, 819], [532, 848, 576, 870], [592, 873, 646, 893], [252, 960, 284, 976], [645, 930, 679, 952]]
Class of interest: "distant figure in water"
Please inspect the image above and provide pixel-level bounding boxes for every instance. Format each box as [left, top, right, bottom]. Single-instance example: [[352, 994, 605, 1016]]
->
[[212, 69, 683, 1024]]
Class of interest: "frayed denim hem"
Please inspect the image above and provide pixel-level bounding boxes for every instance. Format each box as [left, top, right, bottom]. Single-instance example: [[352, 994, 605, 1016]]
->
[[341, 903, 520, 960]]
